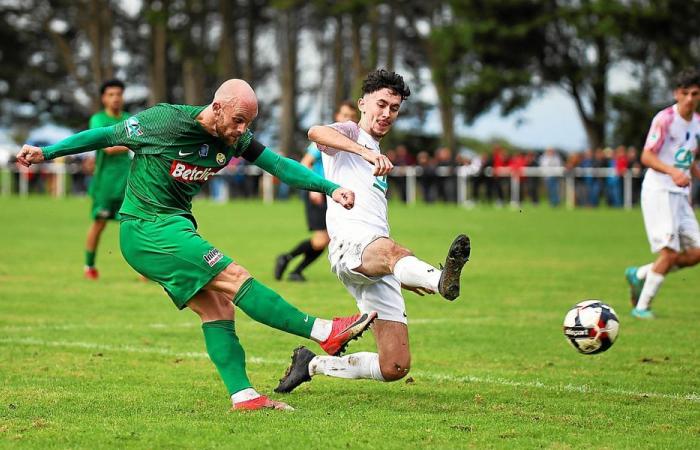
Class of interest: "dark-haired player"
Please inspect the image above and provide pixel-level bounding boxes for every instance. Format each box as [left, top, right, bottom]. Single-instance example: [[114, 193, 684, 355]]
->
[[275, 100, 359, 282], [625, 68, 700, 319], [17, 79, 376, 411], [275, 69, 470, 393], [84, 79, 131, 279]]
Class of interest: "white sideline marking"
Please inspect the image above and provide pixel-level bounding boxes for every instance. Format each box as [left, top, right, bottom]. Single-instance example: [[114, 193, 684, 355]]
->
[[0, 318, 489, 333], [1, 337, 697, 403]]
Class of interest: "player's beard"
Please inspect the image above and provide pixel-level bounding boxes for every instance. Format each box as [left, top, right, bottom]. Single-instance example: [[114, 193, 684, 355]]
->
[[216, 122, 240, 146]]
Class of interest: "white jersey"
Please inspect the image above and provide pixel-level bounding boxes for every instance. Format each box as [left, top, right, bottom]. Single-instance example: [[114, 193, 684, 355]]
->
[[642, 104, 700, 194], [317, 121, 389, 239]]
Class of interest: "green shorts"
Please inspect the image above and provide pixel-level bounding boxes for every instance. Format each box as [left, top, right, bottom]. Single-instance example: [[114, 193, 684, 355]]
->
[[91, 196, 124, 220], [119, 215, 233, 309]]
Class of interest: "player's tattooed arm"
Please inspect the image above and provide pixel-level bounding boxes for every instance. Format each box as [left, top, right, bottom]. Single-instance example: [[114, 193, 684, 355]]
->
[[308, 125, 393, 176]]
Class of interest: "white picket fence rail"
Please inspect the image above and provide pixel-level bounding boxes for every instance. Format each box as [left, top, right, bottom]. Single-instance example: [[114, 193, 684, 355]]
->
[[1, 163, 642, 209]]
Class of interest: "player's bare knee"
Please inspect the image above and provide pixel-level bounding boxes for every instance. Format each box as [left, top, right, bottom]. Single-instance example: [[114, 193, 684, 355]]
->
[[380, 359, 411, 381], [388, 243, 412, 269]]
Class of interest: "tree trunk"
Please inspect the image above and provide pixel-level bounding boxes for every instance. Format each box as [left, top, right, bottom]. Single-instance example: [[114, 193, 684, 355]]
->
[[181, 0, 206, 105], [148, 0, 168, 105], [368, 5, 379, 71], [432, 67, 456, 152], [350, 10, 366, 97], [278, 7, 298, 155], [217, 0, 238, 82], [332, 15, 345, 108], [385, 0, 396, 71], [243, 0, 257, 82]]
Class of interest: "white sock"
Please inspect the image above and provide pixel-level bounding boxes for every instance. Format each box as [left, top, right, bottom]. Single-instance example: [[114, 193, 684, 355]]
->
[[393, 255, 441, 292], [310, 319, 332, 342], [637, 271, 665, 310], [231, 387, 260, 404], [309, 352, 385, 381], [636, 264, 653, 280]]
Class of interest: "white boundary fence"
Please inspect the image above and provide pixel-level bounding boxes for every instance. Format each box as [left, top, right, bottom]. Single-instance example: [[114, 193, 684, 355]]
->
[[1, 163, 641, 209]]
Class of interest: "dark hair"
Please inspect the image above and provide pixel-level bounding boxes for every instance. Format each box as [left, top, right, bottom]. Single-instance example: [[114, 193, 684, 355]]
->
[[673, 69, 700, 89], [100, 79, 125, 95], [335, 100, 357, 115], [361, 69, 411, 100]]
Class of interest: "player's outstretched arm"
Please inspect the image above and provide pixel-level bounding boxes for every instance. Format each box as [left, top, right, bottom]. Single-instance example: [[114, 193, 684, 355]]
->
[[251, 147, 354, 209], [308, 125, 393, 176], [16, 127, 117, 166]]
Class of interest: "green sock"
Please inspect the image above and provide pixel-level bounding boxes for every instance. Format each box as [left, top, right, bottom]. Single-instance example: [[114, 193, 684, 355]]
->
[[202, 320, 252, 396], [85, 250, 96, 267], [233, 278, 315, 339]]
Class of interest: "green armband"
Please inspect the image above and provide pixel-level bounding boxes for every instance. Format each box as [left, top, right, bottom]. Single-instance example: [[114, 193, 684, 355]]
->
[[42, 127, 116, 160], [253, 147, 340, 196]]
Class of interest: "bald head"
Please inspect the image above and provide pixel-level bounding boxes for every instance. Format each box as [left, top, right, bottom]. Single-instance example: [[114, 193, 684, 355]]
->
[[214, 79, 258, 117]]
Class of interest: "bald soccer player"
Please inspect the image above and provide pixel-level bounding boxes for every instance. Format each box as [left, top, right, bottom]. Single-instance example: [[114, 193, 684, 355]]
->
[[17, 79, 377, 412]]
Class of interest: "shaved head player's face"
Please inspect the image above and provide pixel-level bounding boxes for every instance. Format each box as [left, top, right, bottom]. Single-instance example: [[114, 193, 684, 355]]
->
[[358, 87, 402, 139], [212, 79, 258, 146]]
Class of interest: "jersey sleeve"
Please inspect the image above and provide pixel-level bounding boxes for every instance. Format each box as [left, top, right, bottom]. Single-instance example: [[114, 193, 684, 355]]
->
[[238, 131, 266, 162], [41, 127, 116, 160], [644, 109, 672, 154], [316, 120, 361, 156], [251, 147, 340, 196]]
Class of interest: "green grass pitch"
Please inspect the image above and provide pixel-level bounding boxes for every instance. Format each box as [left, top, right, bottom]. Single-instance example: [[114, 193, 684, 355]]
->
[[0, 196, 698, 449]]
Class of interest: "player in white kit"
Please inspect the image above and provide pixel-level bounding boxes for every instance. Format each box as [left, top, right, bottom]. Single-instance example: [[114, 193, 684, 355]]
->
[[275, 69, 470, 393], [625, 69, 700, 319]]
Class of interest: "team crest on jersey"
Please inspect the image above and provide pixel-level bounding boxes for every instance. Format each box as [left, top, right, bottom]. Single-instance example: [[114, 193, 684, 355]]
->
[[199, 144, 209, 158], [124, 117, 143, 138], [216, 153, 226, 165]]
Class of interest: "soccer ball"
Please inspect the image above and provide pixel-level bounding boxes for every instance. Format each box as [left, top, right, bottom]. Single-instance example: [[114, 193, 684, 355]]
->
[[563, 300, 619, 354]]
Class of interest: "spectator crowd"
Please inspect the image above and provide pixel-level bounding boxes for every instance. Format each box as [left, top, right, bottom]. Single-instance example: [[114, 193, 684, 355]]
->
[[4, 143, 700, 208]]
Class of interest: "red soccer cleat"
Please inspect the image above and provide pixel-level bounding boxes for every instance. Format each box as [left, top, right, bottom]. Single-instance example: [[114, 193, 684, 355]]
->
[[84, 267, 99, 280], [319, 311, 378, 356], [231, 395, 294, 411]]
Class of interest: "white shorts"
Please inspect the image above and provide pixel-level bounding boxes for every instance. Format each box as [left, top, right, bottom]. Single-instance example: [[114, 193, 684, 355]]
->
[[328, 233, 407, 324], [641, 188, 700, 253]]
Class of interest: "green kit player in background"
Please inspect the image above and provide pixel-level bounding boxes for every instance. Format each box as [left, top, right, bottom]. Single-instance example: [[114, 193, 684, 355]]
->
[[17, 79, 377, 411], [84, 79, 131, 280]]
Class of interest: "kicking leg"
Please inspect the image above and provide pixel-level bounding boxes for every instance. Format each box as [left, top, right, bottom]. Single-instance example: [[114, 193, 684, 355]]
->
[[206, 263, 376, 354]]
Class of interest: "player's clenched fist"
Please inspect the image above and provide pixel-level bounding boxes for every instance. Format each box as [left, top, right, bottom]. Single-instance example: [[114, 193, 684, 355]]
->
[[331, 187, 355, 210], [16, 145, 45, 167]]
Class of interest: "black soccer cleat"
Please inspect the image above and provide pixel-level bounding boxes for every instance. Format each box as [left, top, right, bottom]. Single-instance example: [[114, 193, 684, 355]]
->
[[274, 346, 317, 394], [274, 254, 292, 280], [287, 272, 307, 282], [437, 234, 471, 301]]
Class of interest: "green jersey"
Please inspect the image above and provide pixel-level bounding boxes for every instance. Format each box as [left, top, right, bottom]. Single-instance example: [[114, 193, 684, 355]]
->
[[106, 104, 262, 220], [42, 103, 340, 223], [88, 110, 131, 198]]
